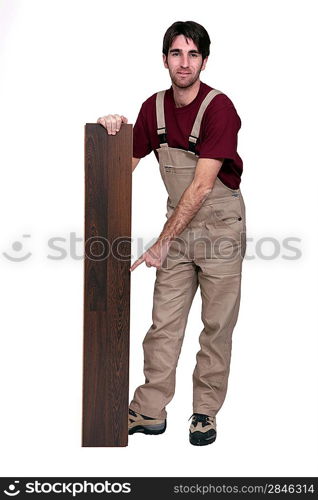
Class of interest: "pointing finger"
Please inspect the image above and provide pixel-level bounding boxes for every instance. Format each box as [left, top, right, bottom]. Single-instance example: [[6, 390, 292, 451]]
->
[[130, 255, 145, 272]]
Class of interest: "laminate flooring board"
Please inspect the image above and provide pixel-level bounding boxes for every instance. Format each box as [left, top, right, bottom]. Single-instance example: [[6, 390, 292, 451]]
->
[[82, 124, 132, 447]]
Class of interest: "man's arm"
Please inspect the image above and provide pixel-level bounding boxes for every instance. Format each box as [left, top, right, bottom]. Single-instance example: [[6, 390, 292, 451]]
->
[[132, 157, 140, 172], [130, 158, 223, 271], [157, 158, 223, 243]]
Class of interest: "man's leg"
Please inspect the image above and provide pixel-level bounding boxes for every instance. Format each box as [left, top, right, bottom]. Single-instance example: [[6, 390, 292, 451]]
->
[[129, 250, 199, 419], [191, 192, 246, 418], [192, 269, 242, 417]]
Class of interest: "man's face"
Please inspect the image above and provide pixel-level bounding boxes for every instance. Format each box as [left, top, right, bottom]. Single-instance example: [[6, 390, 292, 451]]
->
[[163, 34, 208, 89]]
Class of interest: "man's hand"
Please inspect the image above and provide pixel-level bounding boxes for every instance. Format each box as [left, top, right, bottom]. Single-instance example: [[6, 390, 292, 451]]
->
[[130, 238, 172, 272], [97, 114, 128, 135]]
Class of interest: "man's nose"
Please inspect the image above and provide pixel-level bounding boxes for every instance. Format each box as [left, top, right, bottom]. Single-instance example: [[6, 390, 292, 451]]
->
[[180, 54, 190, 67]]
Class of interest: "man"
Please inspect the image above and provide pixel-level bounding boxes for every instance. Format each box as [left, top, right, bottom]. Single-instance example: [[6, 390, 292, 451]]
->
[[97, 20, 246, 446]]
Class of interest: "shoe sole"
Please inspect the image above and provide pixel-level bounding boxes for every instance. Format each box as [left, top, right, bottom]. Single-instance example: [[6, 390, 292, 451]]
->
[[189, 431, 217, 446], [129, 420, 167, 436]]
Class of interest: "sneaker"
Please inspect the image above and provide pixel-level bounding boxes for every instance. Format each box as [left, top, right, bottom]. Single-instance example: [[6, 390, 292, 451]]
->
[[189, 413, 217, 446], [128, 408, 166, 435]]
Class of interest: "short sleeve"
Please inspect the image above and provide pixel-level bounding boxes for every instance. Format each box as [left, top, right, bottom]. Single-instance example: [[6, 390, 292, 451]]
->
[[198, 104, 241, 160], [133, 103, 152, 158]]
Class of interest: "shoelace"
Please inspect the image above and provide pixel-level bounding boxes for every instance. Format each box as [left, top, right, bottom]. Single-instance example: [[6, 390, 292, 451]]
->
[[188, 413, 214, 427]]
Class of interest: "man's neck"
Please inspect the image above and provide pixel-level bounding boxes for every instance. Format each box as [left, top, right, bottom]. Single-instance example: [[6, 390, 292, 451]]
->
[[172, 79, 201, 108]]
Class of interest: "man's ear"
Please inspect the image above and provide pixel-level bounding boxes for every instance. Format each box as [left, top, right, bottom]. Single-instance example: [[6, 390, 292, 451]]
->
[[162, 53, 168, 68], [201, 56, 209, 71]]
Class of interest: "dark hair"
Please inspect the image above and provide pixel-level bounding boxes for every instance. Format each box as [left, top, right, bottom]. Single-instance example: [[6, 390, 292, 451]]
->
[[162, 21, 211, 60]]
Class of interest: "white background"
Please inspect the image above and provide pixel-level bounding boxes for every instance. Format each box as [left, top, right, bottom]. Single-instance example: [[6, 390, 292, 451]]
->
[[0, 0, 317, 478]]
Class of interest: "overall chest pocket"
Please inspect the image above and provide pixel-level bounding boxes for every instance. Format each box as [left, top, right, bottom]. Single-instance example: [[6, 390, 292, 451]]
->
[[161, 165, 196, 207], [164, 165, 196, 175]]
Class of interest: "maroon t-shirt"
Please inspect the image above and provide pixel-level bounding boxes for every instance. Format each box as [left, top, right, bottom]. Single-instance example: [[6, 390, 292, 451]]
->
[[133, 80, 243, 189]]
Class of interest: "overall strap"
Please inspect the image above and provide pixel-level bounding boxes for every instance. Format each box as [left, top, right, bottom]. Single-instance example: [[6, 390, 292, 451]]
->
[[156, 90, 168, 146], [188, 88, 223, 154]]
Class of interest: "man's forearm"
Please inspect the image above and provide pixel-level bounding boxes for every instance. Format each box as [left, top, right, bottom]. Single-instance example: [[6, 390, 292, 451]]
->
[[157, 182, 213, 243], [132, 157, 140, 172]]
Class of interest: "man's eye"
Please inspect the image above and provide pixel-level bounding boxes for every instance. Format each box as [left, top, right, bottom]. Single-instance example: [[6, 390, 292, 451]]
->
[[169, 52, 199, 57]]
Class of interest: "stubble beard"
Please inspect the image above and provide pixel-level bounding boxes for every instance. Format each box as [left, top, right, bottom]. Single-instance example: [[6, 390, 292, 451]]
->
[[169, 62, 204, 89]]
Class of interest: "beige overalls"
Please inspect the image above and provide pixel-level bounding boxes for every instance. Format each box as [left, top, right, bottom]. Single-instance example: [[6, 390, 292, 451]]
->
[[129, 89, 247, 419]]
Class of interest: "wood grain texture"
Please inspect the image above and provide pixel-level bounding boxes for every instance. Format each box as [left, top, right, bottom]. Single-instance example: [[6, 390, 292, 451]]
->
[[82, 123, 132, 447]]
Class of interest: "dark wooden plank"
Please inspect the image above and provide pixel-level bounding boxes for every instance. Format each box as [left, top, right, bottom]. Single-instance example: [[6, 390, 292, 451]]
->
[[82, 123, 132, 447]]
